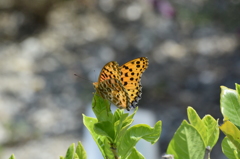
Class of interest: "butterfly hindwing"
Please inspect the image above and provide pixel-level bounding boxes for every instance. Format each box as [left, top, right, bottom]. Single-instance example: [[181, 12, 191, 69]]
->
[[93, 61, 131, 110], [98, 78, 130, 110]]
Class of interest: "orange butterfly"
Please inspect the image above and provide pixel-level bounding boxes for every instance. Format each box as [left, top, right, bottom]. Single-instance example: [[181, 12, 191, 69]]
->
[[93, 57, 149, 111]]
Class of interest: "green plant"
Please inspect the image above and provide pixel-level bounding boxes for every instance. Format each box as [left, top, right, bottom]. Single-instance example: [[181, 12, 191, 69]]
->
[[9, 84, 240, 159], [82, 93, 162, 159], [60, 142, 87, 159], [167, 107, 219, 159], [219, 84, 240, 159]]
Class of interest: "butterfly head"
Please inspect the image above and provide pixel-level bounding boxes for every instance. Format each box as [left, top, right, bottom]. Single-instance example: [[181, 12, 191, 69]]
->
[[93, 82, 98, 89], [93, 82, 103, 98]]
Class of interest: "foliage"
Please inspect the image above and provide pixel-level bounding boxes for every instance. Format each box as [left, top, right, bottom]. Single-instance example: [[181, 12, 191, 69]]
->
[[9, 154, 16, 159], [9, 83, 240, 159], [59, 142, 87, 159], [166, 107, 219, 159], [220, 84, 240, 159], [83, 93, 162, 159]]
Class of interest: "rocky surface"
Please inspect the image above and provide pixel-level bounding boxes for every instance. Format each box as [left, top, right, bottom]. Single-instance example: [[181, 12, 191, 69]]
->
[[0, 0, 239, 158]]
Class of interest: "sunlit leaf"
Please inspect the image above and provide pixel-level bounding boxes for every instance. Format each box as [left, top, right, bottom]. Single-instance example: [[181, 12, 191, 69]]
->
[[9, 154, 16, 159], [219, 120, 240, 150], [83, 115, 105, 157], [118, 121, 161, 158], [65, 143, 75, 159], [92, 93, 113, 122], [167, 120, 205, 159], [220, 85, 240, 127], [127, 147, 145, 159], [75, 141, 87, 159], [202, 115, 219, 148], [114, 113, 132, 140], [74, 153, 79, 159], [187, 107, 207, 146], [103, 137, 116, 159], [113, 109, 124, 123], [94, 121, 115, 141], [222, 137, 240, 159]]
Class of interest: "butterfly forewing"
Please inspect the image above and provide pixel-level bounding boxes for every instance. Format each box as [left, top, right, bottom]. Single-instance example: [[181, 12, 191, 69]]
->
[[98, 61, 121, 83], [119, 57, 149, 108]]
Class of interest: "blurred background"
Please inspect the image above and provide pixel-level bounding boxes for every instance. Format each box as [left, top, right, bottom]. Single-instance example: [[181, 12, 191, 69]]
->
[[0, 0, 240, 158]]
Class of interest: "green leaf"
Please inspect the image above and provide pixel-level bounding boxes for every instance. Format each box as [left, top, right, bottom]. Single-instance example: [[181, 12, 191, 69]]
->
[[92, 93, 113, 122], [116, 119, 134, 140], [236, 83, 240, 96], [141, 121, 162, 143], [116, 108, 138, 141], [127, 147, 145, 159], [187, 107, 219, 149], [126, 107, 138, 120], [83, 115, 105, 157], [114, 113, 130, 137], [118, 121, 162, 158], [9, 154, 15, 159], [74, 153, 79, 159], [121, 113, 132, 128], [220, 85, 240, 127], [167, 120, 205, 159], [94, 121, 115, 141], [117, 113, 129, 128], [113, 109, 124, 123], [60, 157, 65, 159], [219, 120, 240, 151], [187, 107, 207, 146], [222, 137, 240, 159], [103, 137, 117, 159], [65, 143, 75, 159], [75, 141, 87, 159], [122, 108, 138, 129], [202, 115, 219, 148]]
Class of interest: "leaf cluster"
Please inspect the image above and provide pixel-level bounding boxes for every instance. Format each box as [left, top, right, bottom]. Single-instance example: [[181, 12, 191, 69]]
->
[[8, 83, 240, 159], [83, 93, 162, 159], [219, 84, 240, 159], [167, 107, 219, 159]]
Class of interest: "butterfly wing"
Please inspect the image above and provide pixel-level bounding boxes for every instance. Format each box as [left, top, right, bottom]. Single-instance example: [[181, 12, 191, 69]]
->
[[98, 61, 121, 83], [97, 78, 131, 110], [93, 61, 131, 110], [93, 61, 120, 88], [119, 57, 149, 109]]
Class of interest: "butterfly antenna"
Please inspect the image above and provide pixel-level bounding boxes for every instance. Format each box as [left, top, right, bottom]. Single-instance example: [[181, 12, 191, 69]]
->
[[94, 69, 96, 82], [74, 73, 93, 83]]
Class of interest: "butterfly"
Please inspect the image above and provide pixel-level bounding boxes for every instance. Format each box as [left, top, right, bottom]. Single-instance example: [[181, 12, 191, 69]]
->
[[93, 57, 149, 111]]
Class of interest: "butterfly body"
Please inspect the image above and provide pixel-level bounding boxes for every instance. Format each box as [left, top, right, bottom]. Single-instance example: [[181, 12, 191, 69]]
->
[[93, 57, 148, 111]]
